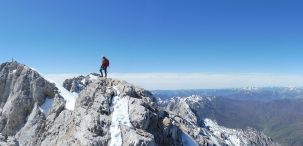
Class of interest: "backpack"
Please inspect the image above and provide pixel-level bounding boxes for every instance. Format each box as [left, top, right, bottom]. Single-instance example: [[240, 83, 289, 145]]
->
[[103, 58, 110, 67]]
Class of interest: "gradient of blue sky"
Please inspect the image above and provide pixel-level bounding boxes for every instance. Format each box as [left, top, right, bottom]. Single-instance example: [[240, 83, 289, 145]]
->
[[0, 0, 303, 74]]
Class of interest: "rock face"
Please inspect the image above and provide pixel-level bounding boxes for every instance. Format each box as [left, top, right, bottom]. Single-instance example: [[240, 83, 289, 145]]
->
[[62, 75, 183, 146], [0, 61, 65, 146], [0, 61, 278, 146], [63, 73, 100, 94], [159, 95, 279, 146]]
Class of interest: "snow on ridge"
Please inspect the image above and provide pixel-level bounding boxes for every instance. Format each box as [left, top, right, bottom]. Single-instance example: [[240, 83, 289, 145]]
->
[[183, 95, 215, 103], [56, 83, 78, 111], [88, 74, 99, 81], [178, 99, 197, 125], [109, 86, 133, 146], [162, 95, 215, 104], [81, 78, 86, 84], [44, 75, 78, 111], [25, 66, 78, 111], [204, 118, 248, 146]]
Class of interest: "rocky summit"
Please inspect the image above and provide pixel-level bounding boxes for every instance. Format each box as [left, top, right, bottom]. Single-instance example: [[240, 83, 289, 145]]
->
[[0, 61, 278, 146]]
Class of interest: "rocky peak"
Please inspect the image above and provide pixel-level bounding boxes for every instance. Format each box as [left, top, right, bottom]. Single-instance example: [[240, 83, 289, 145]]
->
[[0, 62, 279, 146], [0, 63, 189, 146], [62, 77, 184, 145], [0, 61, 61, 135]]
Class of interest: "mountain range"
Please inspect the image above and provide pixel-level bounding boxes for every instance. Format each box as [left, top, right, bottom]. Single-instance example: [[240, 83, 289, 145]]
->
[[157, 92, 303, 145], [153, 87, 303, 101]]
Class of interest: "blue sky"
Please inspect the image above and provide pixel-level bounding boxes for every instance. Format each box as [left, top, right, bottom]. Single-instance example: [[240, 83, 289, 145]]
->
[[1, 0, 303, 75]]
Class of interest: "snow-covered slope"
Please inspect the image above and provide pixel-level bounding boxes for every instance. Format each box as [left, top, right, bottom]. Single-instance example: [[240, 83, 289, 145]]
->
[[43, 74, 79, 111], [204, 118, 271, 146], [109, 86, 133, 146], [28, 68, 79, 111]]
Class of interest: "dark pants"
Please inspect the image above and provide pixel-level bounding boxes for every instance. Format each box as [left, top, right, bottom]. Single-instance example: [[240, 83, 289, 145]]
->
[[100, 67, 107, 77]]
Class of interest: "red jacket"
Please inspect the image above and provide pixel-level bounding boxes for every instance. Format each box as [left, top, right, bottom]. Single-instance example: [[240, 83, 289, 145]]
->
[[102, 58, 109, 68]]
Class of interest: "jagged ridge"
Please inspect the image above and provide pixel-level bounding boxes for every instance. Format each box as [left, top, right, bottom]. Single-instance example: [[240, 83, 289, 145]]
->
[[159, 95, 279, 146], [0, 61, 278, 146]]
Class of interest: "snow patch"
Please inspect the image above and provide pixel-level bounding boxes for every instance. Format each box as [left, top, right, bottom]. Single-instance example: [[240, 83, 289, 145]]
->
[[44, 76, 78, 111], [12, 69, 17, 74], [81, 78, 86, 84], [227, 135, 241, 146], [204, 118, 248, 146], [178, 99, 197, 125], [56, 84, 78, 111], [29, 67, 38, 72], [24, 68, 78, 111], [89, 74, 98, 81], [181, 132, 198, 146], [109, 86, 133, 146], [39, 98, 54, 115]]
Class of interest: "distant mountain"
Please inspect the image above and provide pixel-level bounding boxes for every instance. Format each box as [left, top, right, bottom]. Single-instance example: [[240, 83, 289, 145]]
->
[[159, 95, 303, 146], [0, 61, 277, 146], [153, 87, 303, 101]]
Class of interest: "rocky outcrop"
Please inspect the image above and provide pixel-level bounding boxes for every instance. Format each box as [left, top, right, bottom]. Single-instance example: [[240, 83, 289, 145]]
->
[[63, 73, 100, 94], [159, 95, 279, 146], [0, 61, 279, 146], [0, 62, 185, 146], [69, 78, 183, 146], [0, 61, 64, 137]]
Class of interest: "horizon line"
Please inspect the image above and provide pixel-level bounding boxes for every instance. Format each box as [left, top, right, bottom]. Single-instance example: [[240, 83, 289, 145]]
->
[[45, 73, 303, 90]]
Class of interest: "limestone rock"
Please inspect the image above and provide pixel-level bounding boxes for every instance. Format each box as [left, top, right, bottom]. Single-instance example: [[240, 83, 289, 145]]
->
[[0, 61, 279, 146]]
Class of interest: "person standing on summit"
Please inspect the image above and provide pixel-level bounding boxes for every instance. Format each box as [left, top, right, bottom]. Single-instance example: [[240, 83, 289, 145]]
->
[[100, 56, 110, 78]]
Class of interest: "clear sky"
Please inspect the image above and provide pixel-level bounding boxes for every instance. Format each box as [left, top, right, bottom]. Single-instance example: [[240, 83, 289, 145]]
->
[[1, 0, 303, 75]]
